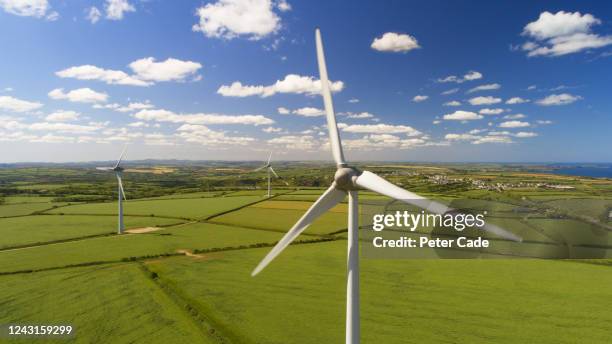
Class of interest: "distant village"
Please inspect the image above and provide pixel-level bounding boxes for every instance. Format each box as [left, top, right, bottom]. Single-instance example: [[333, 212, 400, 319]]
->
[[425, 174, 576, 192]]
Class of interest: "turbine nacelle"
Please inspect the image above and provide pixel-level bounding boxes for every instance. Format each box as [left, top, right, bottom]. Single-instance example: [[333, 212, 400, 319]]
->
[[334, 166, 361, 191]]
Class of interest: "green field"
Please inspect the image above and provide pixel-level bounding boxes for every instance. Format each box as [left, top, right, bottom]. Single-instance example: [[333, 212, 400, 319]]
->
[[46, 196, 263, 220], [146, 241, 612, 344], [0, 215, 183, 249], [1, 164, 611, 343], [0, 222, 284, 273], [0, 202, 66, 217], [0, 263, 210, 344], [211, 200, 348, 235]]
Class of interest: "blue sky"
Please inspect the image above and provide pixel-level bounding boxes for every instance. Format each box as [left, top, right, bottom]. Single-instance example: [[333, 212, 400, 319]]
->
[[0, 0, 611, 163]]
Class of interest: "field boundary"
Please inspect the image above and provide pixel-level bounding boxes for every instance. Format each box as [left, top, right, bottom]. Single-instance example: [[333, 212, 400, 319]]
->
[[138, 262, 235, 344]]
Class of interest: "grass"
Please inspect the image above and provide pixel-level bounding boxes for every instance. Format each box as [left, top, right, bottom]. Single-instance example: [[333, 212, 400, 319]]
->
[[0, 215, 183, 249], [147, 241, 612, 344], [211, 201, 347, 235], [2, 196, 56, 204], [0, 222, 284, 273], [0, 263, 211, 344], [46, 196, 263, 220], [0, 202, 65, 217]]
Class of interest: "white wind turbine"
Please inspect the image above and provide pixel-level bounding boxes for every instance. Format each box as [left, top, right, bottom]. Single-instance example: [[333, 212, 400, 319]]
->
[[252, 28, 522, 344], [254, 152, 287, 197], [96, 146, 128, 234]]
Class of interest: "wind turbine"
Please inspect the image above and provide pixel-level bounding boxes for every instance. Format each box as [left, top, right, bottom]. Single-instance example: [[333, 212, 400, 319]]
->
[[251, 28, 522, 344], [254, 152, 287, 197], [96, 146, 127, 234]]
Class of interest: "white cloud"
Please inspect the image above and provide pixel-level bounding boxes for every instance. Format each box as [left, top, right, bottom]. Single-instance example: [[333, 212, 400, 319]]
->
[[445, 133, 479, 141], [217, 74, 344, 97], [473, 136, 513, 144], [340, 123, 422, 136], [520, 11, 612, 57], [276, 0, 291, 12], [105, 0, 135, 20], [56, 58, 201, 86], [466, 83, 501, 94], [56, 65, 151, 87], [277, 107, 290, 115], [0, 95, 43, 112], [503, 113, 526, 120], [523, 11, 601, 40], [133, 109, 274, 126], [506, 97, 529, 104], [536, 93, 582, 106], [443, 110, 483, 121], [114, 102, 154, 113], [479, 108, 504, 115], [128, 121, 148, 128], [28, 122, 102, 133], [193, 0, 281, 40], [437, 71, 482, 83], [515, 131, 538, 138], [371, 32, 420, 53], [499, 120, 530, 128], [0, 0, 49, 18], [87, 6, 101, 23], [412, 95, 428, 102], [262, 126, 282, 133], [536, 120, 553, 125], [343, 135, 427, 150], [468, 96, 502, 105], [268, 135, 318, 150], [348, 98, 359, 103], [45, 110, 80, 122], [177, 124, 255, 146], [464, 71, 483, 81], [292, 107, 324, 117], [441, 88, 459, 95], [128, 57, 202, 82], [343, 112, 375, 119], [527, 85, 537, 91], [432, 120, 441, 125], [443, 100, 461, 107], [48, 88, 108, 103]]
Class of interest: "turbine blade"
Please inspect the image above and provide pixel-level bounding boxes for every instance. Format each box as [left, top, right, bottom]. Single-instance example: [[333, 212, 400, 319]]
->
[[116, 174, 127, 201], [354, 171, 522, 242], [267, 152, 273, 165], [315, 28, 346, 166], [252, 184, 346, 276], [114, 145, 128, 169], [96, 167, 114, 171], [253, 165, 266, 172], [269, 166, 280, 178]]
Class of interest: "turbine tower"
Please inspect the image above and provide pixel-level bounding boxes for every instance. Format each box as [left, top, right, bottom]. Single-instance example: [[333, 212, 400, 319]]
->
[[254, 152, 287, 197], [96, 146, 127, 234], [252, 28, 522, 344]]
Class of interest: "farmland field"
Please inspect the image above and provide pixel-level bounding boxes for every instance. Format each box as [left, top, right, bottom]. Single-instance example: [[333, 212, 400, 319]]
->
[[1, 163, 611, 344], [46, 196, 263, 220], [0, 215, 183, 249]]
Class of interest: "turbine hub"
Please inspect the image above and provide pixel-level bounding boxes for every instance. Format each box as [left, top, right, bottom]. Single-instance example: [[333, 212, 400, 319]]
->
[[334, 167, 361, 190]]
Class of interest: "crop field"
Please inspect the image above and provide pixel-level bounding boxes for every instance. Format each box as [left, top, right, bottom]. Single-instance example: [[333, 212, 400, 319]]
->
[[1, 164, 611, 343], [146, 242, 612, 344], [0, 263, 209, 344], [0, 215, 183, 249], [46, 195, 263, 220]]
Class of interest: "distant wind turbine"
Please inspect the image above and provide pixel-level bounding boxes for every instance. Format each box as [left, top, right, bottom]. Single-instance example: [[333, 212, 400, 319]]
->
[[97, 146, 127, 234], [252, 28, 522, 344], [254, 152, 288, 197]]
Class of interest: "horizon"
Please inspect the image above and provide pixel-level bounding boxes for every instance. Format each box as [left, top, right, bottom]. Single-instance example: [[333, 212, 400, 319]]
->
[[1, 1, 611, 163]]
